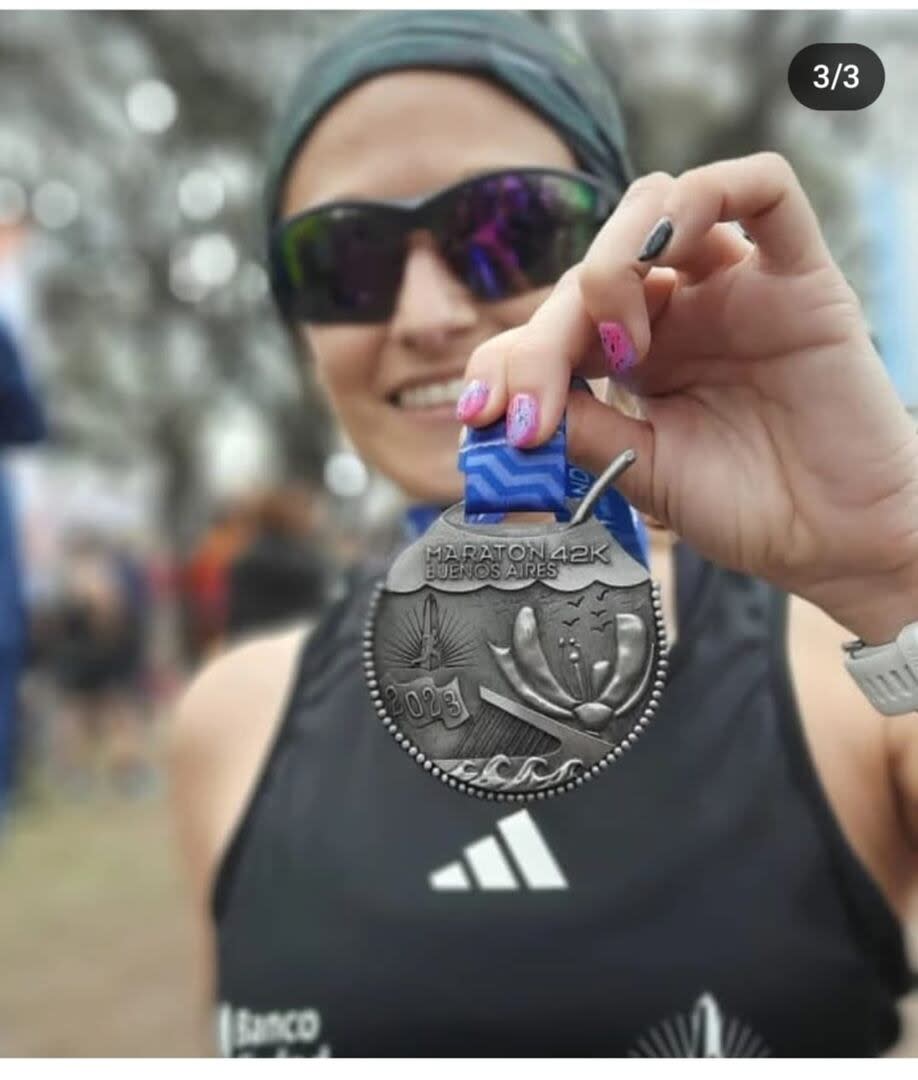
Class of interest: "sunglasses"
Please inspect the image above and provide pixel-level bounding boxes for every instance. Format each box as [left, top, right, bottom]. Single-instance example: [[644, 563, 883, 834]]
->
[[269, 167, 620, 325]]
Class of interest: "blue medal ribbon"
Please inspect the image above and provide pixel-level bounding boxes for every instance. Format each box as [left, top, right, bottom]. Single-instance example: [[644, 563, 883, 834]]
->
[[457, 378, 648, 567]]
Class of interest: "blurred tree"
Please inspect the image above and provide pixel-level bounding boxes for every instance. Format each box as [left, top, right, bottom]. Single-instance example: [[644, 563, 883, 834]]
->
[[562, 11, 875, 291], [0, 11, 348, 548]]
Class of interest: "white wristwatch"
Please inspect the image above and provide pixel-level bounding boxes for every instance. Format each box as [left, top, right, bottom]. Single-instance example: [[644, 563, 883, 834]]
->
[[843, 621, 918, 715]]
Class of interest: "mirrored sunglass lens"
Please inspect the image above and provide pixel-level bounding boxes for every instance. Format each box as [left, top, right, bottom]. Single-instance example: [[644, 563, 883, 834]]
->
[[280, 208, 402, 320], [442, 174, 609, 299]]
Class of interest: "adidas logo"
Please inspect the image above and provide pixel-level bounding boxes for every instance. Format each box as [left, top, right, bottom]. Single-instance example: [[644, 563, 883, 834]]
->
[[429, 809, 568, 891]]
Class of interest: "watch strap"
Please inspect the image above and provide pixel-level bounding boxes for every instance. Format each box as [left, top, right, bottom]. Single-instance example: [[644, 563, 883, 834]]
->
[[842, 621, 918, 715]]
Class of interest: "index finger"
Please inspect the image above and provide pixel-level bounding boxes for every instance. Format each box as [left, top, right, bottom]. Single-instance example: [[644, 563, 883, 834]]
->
[[643, 152, 831, 275]]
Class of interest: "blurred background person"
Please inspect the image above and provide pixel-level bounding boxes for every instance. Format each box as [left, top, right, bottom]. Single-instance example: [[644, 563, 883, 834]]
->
[[0, 221, 45, 830], [225, 484, 331, 641], [178, 503, 253, 664], [48, 531, 153, 798]]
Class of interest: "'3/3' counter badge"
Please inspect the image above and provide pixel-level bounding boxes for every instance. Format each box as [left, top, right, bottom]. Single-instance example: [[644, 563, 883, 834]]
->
[[788, 43, 884, 111], [364, 457, 669, 801]]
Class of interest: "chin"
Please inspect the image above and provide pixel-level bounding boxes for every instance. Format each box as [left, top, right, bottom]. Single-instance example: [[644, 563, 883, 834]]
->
[[398, 473, 463, 506], [377, 422, 464, 505], [388, 456, 463, 506]]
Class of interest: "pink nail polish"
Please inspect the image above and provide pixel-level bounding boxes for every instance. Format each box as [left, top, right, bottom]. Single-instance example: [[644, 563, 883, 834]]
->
[[455, 379, 490, 422], [507, 392, 539, 447], [599, 321, 638, 374]]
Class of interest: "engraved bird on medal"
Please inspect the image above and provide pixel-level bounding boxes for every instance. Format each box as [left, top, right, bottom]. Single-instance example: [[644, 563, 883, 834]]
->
[[364, 452, 669, 800]]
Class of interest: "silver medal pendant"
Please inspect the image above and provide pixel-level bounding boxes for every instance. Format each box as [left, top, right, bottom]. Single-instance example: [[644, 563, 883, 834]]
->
[[363, 454, 669, 800]]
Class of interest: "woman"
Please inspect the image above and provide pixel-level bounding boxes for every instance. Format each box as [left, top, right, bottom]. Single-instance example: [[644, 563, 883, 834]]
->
[[171, 12, 918, 1057]]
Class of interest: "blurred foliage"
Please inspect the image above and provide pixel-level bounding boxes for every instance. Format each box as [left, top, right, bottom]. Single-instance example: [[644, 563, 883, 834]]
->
[[0, 11, 347, 544], [564, 11, 876, 290], [0, 11, 905, 545]]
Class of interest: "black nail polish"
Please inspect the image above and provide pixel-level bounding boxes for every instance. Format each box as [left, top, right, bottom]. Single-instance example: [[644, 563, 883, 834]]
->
[[637, 217, 674, 262]]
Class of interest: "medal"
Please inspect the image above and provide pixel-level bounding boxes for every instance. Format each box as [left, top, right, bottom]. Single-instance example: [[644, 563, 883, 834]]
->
[[364, 387, 668, 800]]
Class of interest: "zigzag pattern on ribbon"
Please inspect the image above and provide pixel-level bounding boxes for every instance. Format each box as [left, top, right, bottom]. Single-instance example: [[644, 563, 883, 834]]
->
[[457, 414, 565, 511], [456, 392, 649, 566], [461, 446, 566, 513]]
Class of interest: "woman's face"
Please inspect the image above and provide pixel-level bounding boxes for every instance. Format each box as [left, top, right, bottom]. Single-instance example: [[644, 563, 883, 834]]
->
[[280, 70, 579, 504]]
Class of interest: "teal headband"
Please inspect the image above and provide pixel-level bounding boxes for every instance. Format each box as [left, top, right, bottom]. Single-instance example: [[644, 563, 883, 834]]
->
[[263, 10, 634, 234]]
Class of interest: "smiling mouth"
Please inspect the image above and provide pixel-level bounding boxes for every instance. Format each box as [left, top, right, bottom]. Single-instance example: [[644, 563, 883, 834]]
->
[[395, 377, 466, 410]]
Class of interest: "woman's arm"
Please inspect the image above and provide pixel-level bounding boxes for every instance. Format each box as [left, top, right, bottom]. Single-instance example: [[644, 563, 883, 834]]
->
[[789, 594, 918, 913], [807, 559, 918, 867], [890, 715, 918, 857], [168, 625, 310, 1028], [873, 568, 918, 855]]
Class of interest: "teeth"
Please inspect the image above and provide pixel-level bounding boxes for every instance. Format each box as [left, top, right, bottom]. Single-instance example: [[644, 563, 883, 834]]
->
[[397, 377, 466, 409]]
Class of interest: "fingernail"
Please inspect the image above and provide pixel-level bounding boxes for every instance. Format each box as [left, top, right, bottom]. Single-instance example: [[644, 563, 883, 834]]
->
[[637, 216, 673, 261], [599, 321, 638, 373], [506, 392, 539, 447], [455, 379, 490, 422]]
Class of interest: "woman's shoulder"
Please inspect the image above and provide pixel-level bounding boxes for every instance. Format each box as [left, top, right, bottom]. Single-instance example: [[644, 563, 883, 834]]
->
[[172, 622, 313, 784], [175, 621, 312, 735], [169, 621, 314, 910]]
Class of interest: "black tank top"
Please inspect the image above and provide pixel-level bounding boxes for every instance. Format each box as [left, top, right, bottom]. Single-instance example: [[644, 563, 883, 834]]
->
[[212, 542, 911, 1057]]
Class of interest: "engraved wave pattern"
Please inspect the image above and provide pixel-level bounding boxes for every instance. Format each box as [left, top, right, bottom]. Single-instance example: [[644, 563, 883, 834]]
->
[[447, 754, 583, 790]]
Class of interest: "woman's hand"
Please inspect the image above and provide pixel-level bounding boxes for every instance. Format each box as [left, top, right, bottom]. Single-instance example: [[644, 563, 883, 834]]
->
[[460, 152, 918, 643]]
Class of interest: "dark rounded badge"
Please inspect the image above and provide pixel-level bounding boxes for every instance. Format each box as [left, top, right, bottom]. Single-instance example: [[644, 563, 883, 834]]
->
[[788, 43, 884, 111], [364, 496, 668, 800]]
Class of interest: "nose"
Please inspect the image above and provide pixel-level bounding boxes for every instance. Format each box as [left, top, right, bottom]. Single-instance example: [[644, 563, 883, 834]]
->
[[388, 233, 478, 351]]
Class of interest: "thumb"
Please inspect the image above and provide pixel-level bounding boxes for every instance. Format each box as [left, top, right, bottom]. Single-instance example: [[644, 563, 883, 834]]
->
[[566, 385, 658, 519]]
